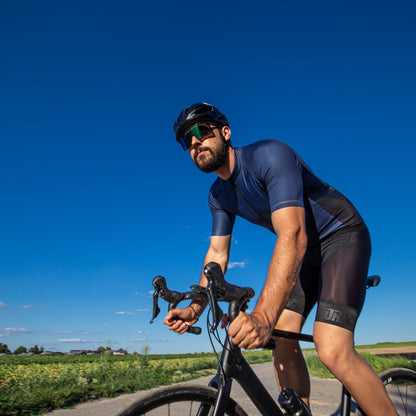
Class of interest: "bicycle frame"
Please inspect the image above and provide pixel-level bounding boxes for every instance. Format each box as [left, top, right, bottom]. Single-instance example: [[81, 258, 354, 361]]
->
[[203, 328, 358, 416], [206, 334, 283, 416], [150, 270, 383, 416], [340, 387, 356, 416]]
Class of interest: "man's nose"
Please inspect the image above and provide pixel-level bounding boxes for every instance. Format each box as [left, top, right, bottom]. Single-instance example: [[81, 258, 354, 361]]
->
[[191, 135, 202, 148]]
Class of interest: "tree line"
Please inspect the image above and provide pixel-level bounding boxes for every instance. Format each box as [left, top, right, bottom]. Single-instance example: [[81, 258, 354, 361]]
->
[[0, 343, 45, 355], [0, 343, 127, 355]]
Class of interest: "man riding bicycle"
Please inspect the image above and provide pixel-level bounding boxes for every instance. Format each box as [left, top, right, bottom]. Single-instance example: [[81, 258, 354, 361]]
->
[[164, 103, 396, 415]]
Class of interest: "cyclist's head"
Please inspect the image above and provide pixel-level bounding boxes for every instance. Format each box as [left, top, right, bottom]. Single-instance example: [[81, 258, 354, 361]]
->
[[173, 103, 229, 151]]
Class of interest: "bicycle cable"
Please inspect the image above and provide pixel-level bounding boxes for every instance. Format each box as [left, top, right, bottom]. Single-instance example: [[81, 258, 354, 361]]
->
[[206, 305, 231, 378]]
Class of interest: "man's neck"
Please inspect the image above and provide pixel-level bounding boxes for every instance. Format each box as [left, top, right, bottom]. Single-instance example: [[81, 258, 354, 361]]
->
[[215, 147, 235, 180]]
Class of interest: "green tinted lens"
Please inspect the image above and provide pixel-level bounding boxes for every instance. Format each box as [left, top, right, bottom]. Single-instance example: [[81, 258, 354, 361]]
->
[[183, 125, 213, 149]]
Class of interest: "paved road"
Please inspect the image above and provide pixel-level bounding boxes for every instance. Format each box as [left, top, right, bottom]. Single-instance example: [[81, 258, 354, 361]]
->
[[43, 362, 348, 416]]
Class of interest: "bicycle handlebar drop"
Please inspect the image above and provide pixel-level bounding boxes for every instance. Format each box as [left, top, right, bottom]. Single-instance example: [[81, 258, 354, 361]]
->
[[150, 275, 203, 335], [122, 268, 415, 416], [150, 262, 256, 335], [203, 262, 255, 323]]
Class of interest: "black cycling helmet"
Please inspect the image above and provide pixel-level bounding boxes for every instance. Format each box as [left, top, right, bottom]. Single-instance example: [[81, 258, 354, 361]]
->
[[173, 102, 229, 145]]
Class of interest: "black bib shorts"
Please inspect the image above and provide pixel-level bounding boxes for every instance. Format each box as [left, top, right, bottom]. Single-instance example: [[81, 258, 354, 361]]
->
[[285, 223, 372, 332]]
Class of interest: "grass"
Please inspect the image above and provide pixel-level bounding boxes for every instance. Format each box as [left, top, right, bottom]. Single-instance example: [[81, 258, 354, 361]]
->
[[305, 352, 416, 379], [302, 340, 416, 353], [0, 354, 221, 416], [304, 340, 416, 378], [356, 341, 416, 349], [0, 343, 415, 416]]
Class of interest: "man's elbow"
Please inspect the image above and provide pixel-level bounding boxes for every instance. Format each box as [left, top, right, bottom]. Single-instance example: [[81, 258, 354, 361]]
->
[[290, 226, 308, 257], [300, 226, 308, 246], [294, 227, 308, 257]]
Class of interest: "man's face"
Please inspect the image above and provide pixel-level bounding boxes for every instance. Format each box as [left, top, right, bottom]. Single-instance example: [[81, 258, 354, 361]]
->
[[188, 125, 229, 173]]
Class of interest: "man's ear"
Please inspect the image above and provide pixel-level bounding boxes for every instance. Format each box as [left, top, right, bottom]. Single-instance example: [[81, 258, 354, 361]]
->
[[222, 126, 231, 141]]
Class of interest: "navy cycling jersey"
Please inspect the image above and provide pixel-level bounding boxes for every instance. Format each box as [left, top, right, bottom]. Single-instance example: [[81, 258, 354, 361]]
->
[[209, 140, 363, 245]]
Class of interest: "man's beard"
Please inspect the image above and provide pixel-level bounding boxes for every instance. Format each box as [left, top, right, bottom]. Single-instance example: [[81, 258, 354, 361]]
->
[[192, 134, 229, 173]]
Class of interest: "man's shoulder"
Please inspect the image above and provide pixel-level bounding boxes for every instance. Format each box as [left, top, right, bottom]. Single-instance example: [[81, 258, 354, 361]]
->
[[239, 139, 296, 171]]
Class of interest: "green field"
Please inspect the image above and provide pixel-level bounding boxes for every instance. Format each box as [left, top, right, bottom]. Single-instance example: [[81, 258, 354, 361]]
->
[[356, 340, 416, 349], [1, 343, 415, 416], [302, 340, 416, 352]]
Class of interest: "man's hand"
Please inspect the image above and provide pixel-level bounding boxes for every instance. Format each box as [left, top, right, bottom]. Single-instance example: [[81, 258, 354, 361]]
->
[[227, 311, 272, 349], [163, 307, 199, 335]]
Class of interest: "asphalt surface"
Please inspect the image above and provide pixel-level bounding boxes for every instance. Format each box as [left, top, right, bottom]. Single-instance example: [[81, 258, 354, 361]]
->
[[42, 362, 348, 416]]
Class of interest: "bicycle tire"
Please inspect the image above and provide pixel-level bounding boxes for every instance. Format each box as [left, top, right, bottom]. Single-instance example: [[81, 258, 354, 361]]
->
[[379, 367, 416, 416], [115, 383, 248, 416], [353, 367, 416, 416]]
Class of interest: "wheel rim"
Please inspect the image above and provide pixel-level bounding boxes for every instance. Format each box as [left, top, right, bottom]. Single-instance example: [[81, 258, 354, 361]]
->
[[384, 378, 416, 415]]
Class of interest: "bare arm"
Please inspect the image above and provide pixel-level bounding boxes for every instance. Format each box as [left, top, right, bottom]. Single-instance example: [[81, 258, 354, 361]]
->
[[228, 206, 307, 348], [253, 206, 307, 328], [191, 234, 232, 313]]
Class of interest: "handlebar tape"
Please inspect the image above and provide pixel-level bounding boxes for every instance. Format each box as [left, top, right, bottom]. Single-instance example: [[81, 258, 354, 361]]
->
[[187, 326, 202, 335]]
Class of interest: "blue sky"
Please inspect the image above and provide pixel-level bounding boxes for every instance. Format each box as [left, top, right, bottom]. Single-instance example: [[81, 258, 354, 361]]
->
[[1, 1, 415, 354]]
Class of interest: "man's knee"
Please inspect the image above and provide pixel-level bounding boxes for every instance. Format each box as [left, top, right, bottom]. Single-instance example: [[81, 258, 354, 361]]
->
[[316, 343, 345, 371], [314, 322, 355, 375]]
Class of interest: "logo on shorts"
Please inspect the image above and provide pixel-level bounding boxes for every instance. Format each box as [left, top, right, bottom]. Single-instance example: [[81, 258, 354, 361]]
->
[[324, 308, 340, 323], [317, 302, 358, 330]]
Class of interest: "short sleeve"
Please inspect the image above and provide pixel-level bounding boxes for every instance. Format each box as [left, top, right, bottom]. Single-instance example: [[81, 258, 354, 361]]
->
[[209, 190, 236, 236], [253, 141, 304, 212]]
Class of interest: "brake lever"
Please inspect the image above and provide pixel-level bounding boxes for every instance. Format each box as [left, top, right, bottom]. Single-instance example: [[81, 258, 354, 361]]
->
[[150, 291, 161, 324], [152, 275, 183, 309], [150, 275, 202, 335], [206, 281, 224, 332]]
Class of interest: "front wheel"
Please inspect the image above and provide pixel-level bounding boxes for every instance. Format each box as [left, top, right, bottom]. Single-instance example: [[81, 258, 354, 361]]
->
[[351, 367, 416, 416], [379, 367, 416, 416], [115, 384, 248, 416]]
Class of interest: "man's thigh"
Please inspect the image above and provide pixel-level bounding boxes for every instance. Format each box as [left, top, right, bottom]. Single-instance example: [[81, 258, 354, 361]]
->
[[317, 224, 372, 331]]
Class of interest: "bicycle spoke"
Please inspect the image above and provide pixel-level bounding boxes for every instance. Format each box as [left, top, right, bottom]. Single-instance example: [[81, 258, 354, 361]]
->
[[385, 379, 416, 415], [396, 384, 407, 414], [394, 383, 408, 415]]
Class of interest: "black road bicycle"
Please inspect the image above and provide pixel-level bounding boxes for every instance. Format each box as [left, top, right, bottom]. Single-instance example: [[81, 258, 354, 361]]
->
[[116, 262, 416, 416]]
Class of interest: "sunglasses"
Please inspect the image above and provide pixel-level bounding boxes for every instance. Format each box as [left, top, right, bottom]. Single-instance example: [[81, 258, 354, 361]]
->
[[180, 123, 218, 151]]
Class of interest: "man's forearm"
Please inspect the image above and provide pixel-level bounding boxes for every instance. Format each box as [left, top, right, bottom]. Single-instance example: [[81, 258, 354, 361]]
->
[[253, 233, 306, 328], [191, 236, 231, 316]]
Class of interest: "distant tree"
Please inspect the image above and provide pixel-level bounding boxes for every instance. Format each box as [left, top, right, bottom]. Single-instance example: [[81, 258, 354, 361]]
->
[[0, 343, 11, 355], [139, 345, 150, 367], [29, 345, 44, 354], [14, 346, 27, 355]]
